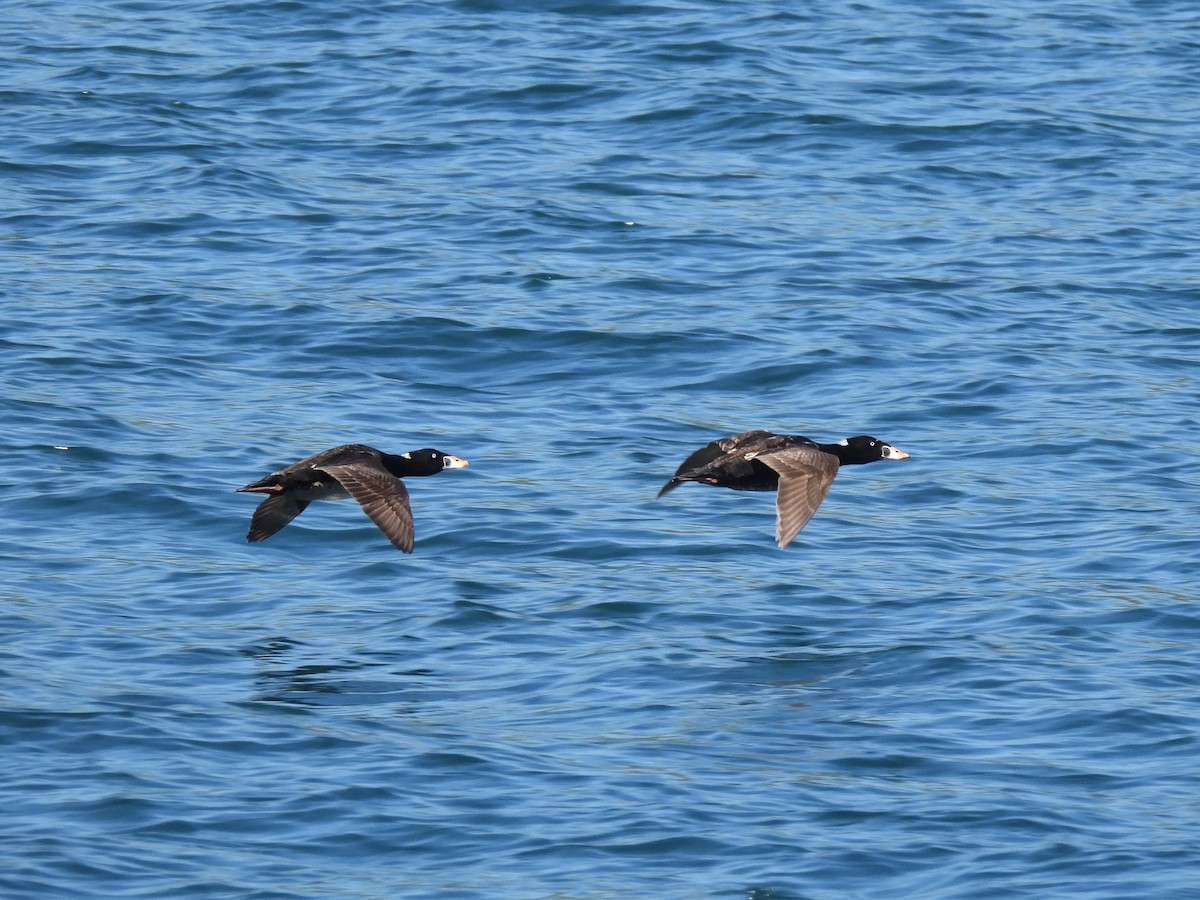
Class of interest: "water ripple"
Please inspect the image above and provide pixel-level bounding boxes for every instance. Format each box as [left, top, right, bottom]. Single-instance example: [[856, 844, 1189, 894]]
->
[[4, 0, 1200, 897]]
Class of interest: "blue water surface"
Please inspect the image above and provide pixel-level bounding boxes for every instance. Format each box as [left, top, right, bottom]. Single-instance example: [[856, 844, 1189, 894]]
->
[[4, 1, 1200, 897]]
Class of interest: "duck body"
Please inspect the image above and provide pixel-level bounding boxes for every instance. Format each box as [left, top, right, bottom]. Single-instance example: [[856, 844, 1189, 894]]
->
[[237, 443, 468, 553], [658, 430, 908, 547]]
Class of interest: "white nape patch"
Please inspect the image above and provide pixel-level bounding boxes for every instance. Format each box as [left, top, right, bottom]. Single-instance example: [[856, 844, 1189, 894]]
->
[[838, 439, 849, 446], [400, 452, 411, 459]]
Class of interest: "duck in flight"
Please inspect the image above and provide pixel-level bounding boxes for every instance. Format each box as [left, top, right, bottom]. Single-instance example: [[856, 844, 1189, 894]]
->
[[658, 431, 908, 547], [237, 444, 468, 553]]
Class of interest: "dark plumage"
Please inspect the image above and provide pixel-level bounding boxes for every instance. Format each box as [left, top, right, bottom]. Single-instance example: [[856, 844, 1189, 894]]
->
[[658, 431, 909, 547], [236, 444, 468, 553]]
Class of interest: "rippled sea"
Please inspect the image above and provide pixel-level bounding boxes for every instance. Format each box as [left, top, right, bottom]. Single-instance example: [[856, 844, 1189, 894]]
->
[[5, 1, 1200, 897]]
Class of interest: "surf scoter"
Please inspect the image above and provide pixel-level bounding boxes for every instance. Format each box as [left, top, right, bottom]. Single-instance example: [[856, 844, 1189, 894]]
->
[[237, 444, 468, 553], [658, 431, 908, 547]]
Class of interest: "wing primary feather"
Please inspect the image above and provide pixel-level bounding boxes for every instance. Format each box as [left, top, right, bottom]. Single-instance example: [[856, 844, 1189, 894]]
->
[[757, 448, 839, 548], [247, 495, 309, 542], [321, 463, 415, 553]]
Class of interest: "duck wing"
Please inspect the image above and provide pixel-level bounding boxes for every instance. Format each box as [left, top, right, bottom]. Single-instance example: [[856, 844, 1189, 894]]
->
[[757, 446, 840, 547], [319, 461, 415, 553], [658, 430, 776, 497], [247, 495, 310, 542]]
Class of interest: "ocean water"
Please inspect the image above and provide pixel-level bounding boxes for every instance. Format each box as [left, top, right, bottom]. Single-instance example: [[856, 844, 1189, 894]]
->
[[4, 0, 1200, 897]]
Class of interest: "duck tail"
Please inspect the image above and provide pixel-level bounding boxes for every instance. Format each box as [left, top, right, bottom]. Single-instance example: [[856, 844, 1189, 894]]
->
[[656, 477, 685, 499]]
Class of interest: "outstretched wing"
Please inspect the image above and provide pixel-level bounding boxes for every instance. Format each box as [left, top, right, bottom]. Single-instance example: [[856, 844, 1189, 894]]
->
[[320, 463, 415, 553], [757, 447, 840, 548], [247, 495, 310, 542]]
